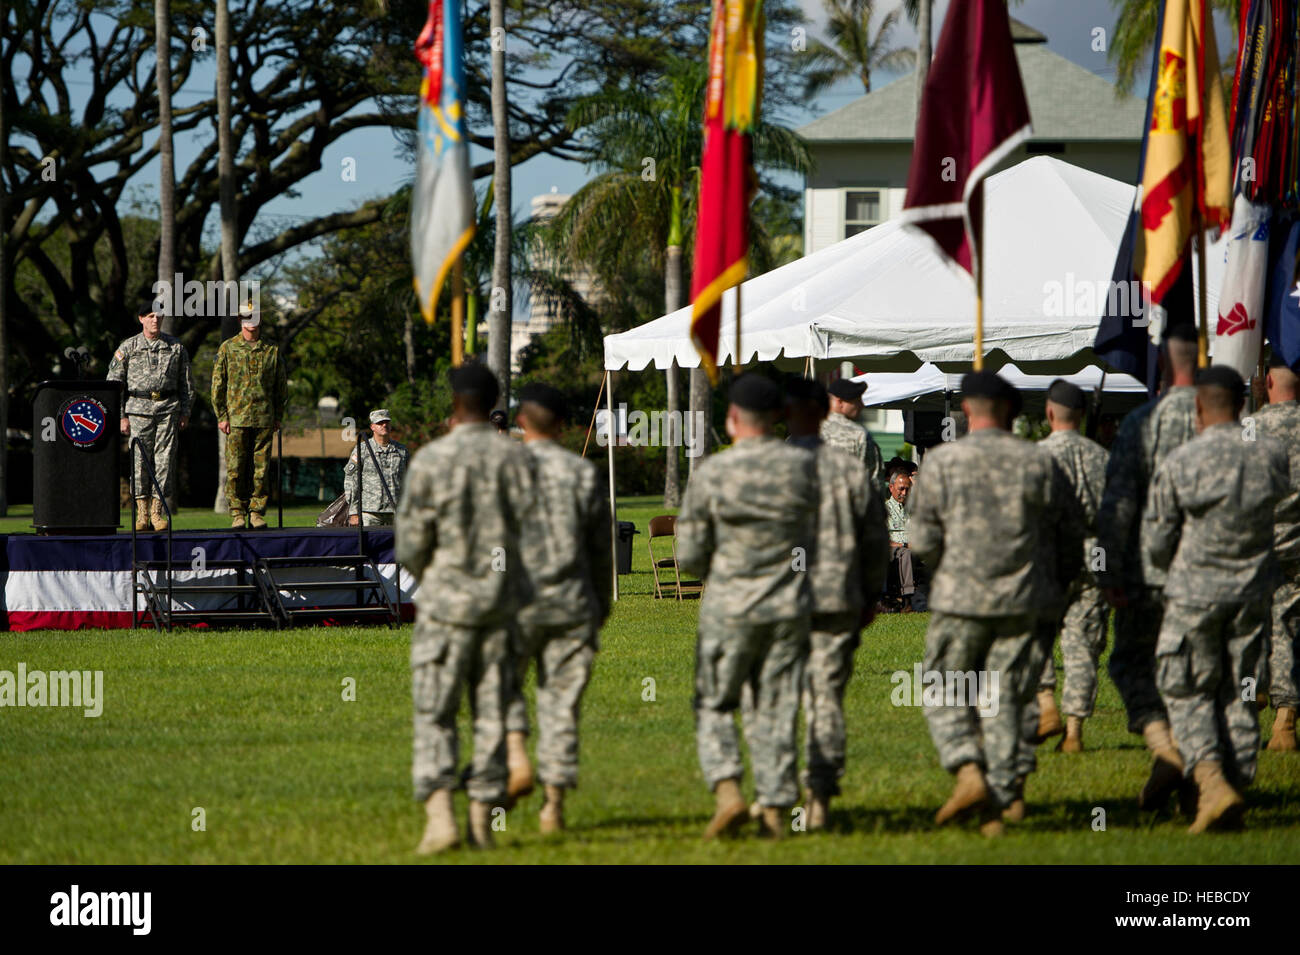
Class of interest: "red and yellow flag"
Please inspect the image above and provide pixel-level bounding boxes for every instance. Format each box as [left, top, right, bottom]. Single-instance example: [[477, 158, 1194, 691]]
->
[[689, 0, 763, 384], [1138, 0, 1232, 304]]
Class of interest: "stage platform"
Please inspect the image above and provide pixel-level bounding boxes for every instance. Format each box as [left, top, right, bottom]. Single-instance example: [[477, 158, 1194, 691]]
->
[[1, 527, 416, 631]]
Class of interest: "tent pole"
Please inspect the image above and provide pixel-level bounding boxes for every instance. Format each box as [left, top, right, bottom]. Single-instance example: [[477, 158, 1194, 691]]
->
[[606, 370, 618, 602], [451, 258, 465, 368], [734, 284, 742, 369], [973, 186, 985, 371], [1196, 232, 1209, 368], [581, 371, 607, 458]]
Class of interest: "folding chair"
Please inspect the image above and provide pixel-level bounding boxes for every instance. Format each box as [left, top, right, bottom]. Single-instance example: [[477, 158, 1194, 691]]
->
[[646, 515, 702, 600]]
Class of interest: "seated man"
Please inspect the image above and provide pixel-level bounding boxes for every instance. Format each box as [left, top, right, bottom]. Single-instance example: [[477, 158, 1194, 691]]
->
[[886, 470, 921, 612]]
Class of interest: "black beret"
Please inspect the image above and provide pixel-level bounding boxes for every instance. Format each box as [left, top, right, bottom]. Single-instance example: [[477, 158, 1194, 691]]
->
[[827, 377, 867, 402], [961, 370, 1017, 402], [449, 362, 500, 406], [1196, 364, 1246, 401], [518, 382, 568, 421], [783, 375, 829, 411], [1046, 378, 1087, 411], [1163, 322, 1199, 344], [138, 298, 164, 317], [729, 373, 782, 412]]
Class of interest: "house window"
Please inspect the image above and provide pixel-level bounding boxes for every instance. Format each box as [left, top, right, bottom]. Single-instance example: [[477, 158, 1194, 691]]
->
[[844, 190, 882, 238]]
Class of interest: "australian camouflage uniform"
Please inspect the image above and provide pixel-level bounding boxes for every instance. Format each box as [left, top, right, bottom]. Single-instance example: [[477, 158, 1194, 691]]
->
[[211, 334, 288, 521]]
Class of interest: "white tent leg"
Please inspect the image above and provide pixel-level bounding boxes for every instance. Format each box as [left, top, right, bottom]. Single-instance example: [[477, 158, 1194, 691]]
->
[[606, 370, 618, 602]]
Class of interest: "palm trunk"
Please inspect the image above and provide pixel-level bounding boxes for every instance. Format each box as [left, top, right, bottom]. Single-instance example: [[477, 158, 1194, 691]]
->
[[914, 0, 931, 121], [404, 313, 417, 383], [155, 0, 176, 336], [0, 65, 8, 517], [486, 0, 512, 409], [214, 0, 238, 512], [689, 367, 711, 476], [663, 183, 684, 507]]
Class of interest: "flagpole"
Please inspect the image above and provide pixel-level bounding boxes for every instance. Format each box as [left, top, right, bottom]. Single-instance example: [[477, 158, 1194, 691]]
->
[[451, 257, 465, 368], [733, 283, 742, 370], [605, 370, 619, 603], [1196, 233, 1209, 368], [974, 189, 985, 371]]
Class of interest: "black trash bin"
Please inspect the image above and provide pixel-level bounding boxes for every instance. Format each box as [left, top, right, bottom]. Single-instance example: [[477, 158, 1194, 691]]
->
[[616, 520, 638, 575]]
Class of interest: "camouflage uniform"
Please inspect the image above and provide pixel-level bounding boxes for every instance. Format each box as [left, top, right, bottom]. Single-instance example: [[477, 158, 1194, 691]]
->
[[506, 438, 612, 789], [106, 332, 194, 501], [820, 412, 885, 496], [395, 421, 538, 804], [1144, 421, 1291, 785], [211, 334, 288, 516], [1095, 385, 1197, 733], [1036, 429, 1111, 718], [344, 438, 410, 526], [783, 435, 889, 799], [1251, 401, 1300, 710], [677, 435, 817, 808], [909, 429, 1081, 809]]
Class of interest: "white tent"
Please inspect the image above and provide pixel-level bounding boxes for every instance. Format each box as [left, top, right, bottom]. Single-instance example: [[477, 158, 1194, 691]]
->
[[603, 155, 1227, 373], [854, 362, 1148, 412]]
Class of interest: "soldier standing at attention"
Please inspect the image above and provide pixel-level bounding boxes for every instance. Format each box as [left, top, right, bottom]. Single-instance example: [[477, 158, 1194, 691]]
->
[[1095, 323, 1199, 809], [107, 299, 194, 531], [821, 377, 886, 495], [503, 383, 612, 833], [396, 363, 538, 855], [345, 410, 409, 526], [1252, 353, 1300, 752], [1143, 366, 1292, 832], [908, 372, 1080, 836], [784, 376, 889, 829], [212, 303, 288, 529], [1033, 379, 1112, 753], [676, 373, 817, 840]]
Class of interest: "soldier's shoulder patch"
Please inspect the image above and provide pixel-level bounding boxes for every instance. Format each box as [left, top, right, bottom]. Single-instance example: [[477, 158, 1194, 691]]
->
[[113, 349, 125, 362]]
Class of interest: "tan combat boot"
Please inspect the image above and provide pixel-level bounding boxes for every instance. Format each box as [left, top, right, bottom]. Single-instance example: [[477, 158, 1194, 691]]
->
[[936, 762, 989, 825], [149, 498, 169, 531], [539, 785, 565, 834], [134, 499, 151, 531], [1035, 689, 1064, 742], [1188, 760, 1245, 834], [980, 807, 1006, 838], [703, 778, 749, 840], [1002, 776, 1026, 823], [230, 512, 246, 529], [807, 792, 830, 831], [415, 789, 459, 855], [248, 512, 268, 529], [1138, 720, 1185, 810], [467, 800, 495, 849], [505, 731, 535, 807], [758, 806, 788, 839], [1058, 715, 1084, 753], [1267, 706, 1297, 752]]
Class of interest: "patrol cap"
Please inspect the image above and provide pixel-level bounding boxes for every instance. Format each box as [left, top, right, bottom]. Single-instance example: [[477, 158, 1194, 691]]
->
[[449, 362, 500, 410], [1163, 322, 1198, 344], [369, 409, 392, 425], [961, 370, 1022, 419], [517, 382, 568, 422], [1046, 378, 1087, 411], [729, 373, 782, 413], [1195, 364, 1246, 403], [827, 377, 867, 403], [782, 375, 829, 413]]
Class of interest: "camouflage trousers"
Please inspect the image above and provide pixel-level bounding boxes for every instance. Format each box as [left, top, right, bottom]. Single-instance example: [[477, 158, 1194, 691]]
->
[[1015, 619, 1059, 781], [504, 618, 598, 788], [411, 616, 516, 804], [358, 511, 394, 526], [1157, 598, 1267, 787], [695, 611, 809, 807], [1269, 574, 1300, 709], [226, 426, 274, 516], [801, 612, 861, 798], [1037, 579, 1111, 718], [922, 611, 1040, 809], [1108, 588, 1168, 734], [128, 412, 181, 502]]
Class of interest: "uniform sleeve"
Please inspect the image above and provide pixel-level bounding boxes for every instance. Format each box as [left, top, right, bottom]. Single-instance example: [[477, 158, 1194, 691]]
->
[[178, 344, 194, 417], [675, 467, 714, 580], [857, 471, 890, 601], [1141, 460, 1183, 575], [908, 460, 944, 568], [586, 472, 614, 624], [344, 450, 360, 509], [1094, 419, 1140, 589], [1051, 459, 1085, 592], [211, 345, 227, 420], [106, 341, 128, 386], [395, 456, 437, 580]]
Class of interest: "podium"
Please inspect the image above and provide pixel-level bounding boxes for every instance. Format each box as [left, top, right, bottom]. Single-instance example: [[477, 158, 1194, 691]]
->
[[33, 380, 123, 534]]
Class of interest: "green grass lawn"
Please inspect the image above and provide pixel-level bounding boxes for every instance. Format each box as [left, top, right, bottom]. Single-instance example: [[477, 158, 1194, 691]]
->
[[1, 494, 1297, 863]]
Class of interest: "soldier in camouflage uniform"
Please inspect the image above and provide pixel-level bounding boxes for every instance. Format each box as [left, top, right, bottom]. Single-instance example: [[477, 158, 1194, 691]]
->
[[396, 363, 538, 854], [784, 376, 889, 829], [108, 299, 194, 531], [677, 373, 818, 840], [821, 377, 886, 495], [1095, 323, 1199, 808], [344, 410, 409, 526], [1033, 379, 1112, 753], [502, 383, 612, 833], [1251, 353, 1300, 751], [211, 306, 288, 529], [1144, 366, 1292, 832], [909, 372, 1081, 836]]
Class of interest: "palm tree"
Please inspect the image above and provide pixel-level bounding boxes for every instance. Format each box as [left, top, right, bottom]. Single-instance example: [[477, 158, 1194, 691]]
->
[[154, 0, 176, 335], [902, 0, 931, 118], [487, 0, 512, 408], [1109, 0, 1240, 95], [213, 0, 239, 513], [804, 0, 916, 98], [547, 59, 810, 500]]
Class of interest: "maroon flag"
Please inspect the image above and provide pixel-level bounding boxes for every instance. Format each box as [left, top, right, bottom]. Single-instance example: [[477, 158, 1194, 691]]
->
[[900, 0, 1032, 278]]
